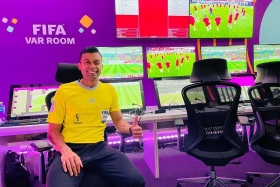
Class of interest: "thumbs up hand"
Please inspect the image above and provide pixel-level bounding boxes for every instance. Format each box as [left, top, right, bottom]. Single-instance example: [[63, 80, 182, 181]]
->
[[130, 115, 143, 139]]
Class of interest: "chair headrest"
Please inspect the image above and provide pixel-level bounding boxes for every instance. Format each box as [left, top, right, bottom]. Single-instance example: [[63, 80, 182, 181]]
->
[[55, 63, 83, 83], [190, 58, 231, 83], [255, 61, 280, 84]]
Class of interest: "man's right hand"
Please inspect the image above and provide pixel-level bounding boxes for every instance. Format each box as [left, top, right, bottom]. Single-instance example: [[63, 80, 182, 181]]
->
[[60, 149, 83, 177]]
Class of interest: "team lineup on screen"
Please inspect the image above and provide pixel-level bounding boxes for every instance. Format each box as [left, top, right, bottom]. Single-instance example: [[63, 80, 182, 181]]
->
[[189, 0, 254, 38], [146, 47, 196, 78]]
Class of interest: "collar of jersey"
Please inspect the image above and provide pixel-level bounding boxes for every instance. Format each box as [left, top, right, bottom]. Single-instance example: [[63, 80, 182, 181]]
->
[[75, 80, 100, 91]]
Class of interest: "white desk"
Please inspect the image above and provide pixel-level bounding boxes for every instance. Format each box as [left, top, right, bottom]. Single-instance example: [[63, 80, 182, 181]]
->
[[0, 107, 253, 187]]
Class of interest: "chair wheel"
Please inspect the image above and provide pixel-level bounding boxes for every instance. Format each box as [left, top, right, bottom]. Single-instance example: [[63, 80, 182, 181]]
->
[[176, 183, 182, 187], [246, 176, 253, 183], [241, 183, 248, 187]]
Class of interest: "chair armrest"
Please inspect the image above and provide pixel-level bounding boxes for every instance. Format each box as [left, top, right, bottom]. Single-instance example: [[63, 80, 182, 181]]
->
[[115, 130, 132, 139]]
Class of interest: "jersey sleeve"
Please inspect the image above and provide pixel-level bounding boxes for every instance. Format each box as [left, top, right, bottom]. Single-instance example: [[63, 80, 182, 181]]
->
[[110, 85, 120, 112], [46, 86, 66, 124]]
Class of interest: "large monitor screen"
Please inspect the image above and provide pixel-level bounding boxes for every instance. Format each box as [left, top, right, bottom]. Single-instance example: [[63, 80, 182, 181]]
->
[[8, 85, 59, 118], [146, 47, 196, 78], [154, 78, 205, 109], [189, 0, 254, 38], [115, 0, 189, 38], [109, 80, 145, 111], [98, 47, 144, 79], [253, 45, 280, 72], [201, 45, 247, 74]]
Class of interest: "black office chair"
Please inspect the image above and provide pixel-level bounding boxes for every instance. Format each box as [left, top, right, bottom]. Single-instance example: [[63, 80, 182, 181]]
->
[[176, 59, 248, 187], [246, 62, 280, 187]]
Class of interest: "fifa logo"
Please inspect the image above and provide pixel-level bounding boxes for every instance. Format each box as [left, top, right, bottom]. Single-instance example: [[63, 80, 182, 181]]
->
[[76, 114, 80, 121]]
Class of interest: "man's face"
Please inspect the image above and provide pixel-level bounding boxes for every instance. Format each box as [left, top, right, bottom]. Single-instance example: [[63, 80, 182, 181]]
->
[[78, 52, 103, 80]]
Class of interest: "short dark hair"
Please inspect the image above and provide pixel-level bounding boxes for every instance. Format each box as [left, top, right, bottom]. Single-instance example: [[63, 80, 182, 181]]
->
[[79, 46, 102, 62]]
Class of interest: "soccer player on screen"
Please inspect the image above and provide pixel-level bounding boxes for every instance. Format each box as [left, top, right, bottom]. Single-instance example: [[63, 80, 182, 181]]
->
[[203, 15, 211, 31], [194, 5, 197, 13], [175, 58, 179, 70], [227, 12, 233, 29], [209, 7, 213, 16], [215, 14, 222, 31], [147, 61, 152, 73], [189, 13, 197, 31], [180, 56, 184, 67], [242, 10, 246, 19], [157, 62, 163, 73], [165, 61, 171, 72], [234, 10, 239, 24], [186, 54, 189, 62]]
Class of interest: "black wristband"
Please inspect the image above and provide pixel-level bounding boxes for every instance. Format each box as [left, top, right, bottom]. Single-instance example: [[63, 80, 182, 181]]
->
[[129, 127, 132, 135]]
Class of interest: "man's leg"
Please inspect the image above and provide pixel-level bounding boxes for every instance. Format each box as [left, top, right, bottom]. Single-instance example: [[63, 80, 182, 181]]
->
[[46, 151, 84, 187], [88, 142, 145, 187]]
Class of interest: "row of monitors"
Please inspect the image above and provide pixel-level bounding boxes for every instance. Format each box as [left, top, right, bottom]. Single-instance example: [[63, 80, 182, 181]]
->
[[115, 0, 255, 38], [8, 75, 256, 119], [97, 45, 280, 79]]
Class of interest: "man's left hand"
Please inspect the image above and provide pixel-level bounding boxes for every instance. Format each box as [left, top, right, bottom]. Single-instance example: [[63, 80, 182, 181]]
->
[[131, 115, 143, 139]]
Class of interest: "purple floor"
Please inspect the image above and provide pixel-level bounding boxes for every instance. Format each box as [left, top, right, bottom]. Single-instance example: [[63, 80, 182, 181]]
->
[[33, 147, 280, 187], [128, 147, 280, 187]]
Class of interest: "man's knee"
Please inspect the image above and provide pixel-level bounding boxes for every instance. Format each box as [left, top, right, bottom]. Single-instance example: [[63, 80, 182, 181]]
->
[[125, 170, 145, 187]]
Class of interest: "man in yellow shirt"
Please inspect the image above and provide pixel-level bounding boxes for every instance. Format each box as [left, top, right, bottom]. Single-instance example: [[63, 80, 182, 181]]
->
[[46, 47, 145, 187]]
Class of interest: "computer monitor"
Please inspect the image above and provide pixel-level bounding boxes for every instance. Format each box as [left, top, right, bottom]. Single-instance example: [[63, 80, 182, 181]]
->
[[103, 79, 145, 112], [201, 45, 247, 74], [154, 77, 206, 110], [189, 0, 254, 38], [216, 74, 259, 103], [253, 44, 280, 72], [146, 47, 196, 78], [115, 0, 190, 38], [8, 84, 60, 119], [98, 47, 144, 79]]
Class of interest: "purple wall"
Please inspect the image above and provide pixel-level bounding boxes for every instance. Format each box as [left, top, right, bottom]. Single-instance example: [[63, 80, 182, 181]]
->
[[0, 0, 272, 115]]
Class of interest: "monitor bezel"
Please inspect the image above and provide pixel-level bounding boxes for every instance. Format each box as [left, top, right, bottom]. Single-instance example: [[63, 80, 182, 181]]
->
[[100, 79, 146, 113], [153, 76, 192, 110], [97, 46, 144, 80], [7, 83, 60, 120], [200, 45, 248, 75]]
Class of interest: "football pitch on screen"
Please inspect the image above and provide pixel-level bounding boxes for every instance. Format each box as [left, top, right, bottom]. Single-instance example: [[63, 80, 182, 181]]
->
[[254, 59, 280, 71], [114, 84, 142, 109], [101, 64, 143, 78], [189, 4, 253, 38], [30, 95, 47, 112], [147, 53, 196, 78], [160, 92, 205, 106]]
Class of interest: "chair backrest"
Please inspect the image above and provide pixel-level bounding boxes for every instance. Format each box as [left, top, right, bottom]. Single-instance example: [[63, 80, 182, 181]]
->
[[45, 91, 56, 111], [248, 83, 280, 165], [181, 81, 247, 166]]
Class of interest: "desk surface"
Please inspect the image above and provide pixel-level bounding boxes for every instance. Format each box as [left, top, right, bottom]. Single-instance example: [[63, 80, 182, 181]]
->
[[0, 106, 253, 137]]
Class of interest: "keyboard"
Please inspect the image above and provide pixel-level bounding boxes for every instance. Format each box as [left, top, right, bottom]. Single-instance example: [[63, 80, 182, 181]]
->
[[0, 118, 47, 127]]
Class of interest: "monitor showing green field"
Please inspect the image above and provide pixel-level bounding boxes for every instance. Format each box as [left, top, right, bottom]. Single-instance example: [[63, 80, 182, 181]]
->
[[110, 81, 144, 110], [98, 47, 143, 79], [201, 45, 247, 74], [189, 0, 254, 38], [10, 86, 59, 117], [254, 45, 280, 72], [146, 47, 196, 78], [154, 79, 205, 109]]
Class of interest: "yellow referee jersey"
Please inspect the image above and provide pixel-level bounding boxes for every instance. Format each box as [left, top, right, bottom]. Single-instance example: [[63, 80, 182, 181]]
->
[[47, 81, 120, 143]]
